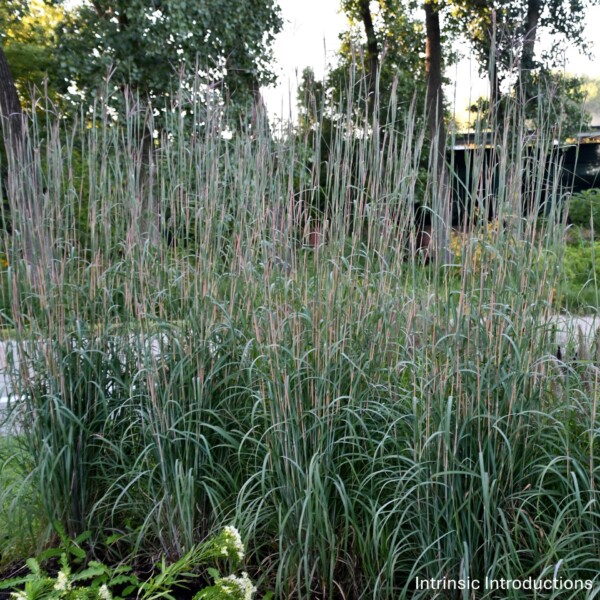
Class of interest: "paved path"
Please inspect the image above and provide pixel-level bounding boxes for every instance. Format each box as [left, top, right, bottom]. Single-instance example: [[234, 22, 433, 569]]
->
[[550, 315, 600, 357], [0, 341, 19, 435]]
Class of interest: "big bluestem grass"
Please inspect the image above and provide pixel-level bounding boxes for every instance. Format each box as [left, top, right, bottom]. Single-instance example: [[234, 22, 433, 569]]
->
[[0, 76, 599, 599]]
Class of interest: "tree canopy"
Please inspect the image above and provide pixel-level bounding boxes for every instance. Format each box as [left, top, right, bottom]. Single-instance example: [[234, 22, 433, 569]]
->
[[330, 0, 427, 124], [55, 0, 282, 124], [1, 0, 65, 106], [449, 0, 598, 106]]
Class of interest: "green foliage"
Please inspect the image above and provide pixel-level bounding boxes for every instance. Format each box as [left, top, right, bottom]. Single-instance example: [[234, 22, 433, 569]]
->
[[1, 553, 131, 600], [55, 0, 282, 124], [560, 240, 600, 309], [0, 435, 44, 566], [1, 0, 66, 107], [0, 0, 28, 39], [528, 69, 590, 136], [568, 188, 600, 232], [450, 0, 595, 84], [454, 0, 595, 135], [194, 571, 256, 600], [328, 0, 427, 126], [0, 528, 255, 600], [468, 68, 590, 139], [293, 57, 427, 232], [295, 1, 430, 228], [477, 69, 590, 137], [581, 75, 600, 122]]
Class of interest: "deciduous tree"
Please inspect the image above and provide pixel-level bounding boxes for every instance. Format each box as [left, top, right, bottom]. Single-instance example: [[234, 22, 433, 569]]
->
[[450, 0, 599, 109], [56, 0, 283, 127], [333, 0, 427, 127], [424, 0, 451, 261]]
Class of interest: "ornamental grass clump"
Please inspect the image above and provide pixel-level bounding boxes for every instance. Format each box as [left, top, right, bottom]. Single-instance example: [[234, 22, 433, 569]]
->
[[0, 74, 599, 599]]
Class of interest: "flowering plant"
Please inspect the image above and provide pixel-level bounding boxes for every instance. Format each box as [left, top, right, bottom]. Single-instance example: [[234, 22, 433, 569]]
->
[[194, 571, 257, 600], [2, 554, 116, 600], [0, 527, 257, 600]]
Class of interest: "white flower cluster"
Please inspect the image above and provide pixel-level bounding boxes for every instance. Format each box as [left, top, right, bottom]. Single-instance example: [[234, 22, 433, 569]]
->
[[9, 592, 27, 600], [216, 572, 257, 600], [54, 571, 71, 592], [98, 584, 112, 600], [66, 80, 86, 106], [145, 9, 164, 24], [222, 525, 245, 561]]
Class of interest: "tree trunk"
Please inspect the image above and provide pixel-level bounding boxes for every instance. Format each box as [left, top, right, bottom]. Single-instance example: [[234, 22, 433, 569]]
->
[[518, 0, 542, 102], [488, 9, 501, 110], [0, 44, 24, 156], [424, 0, 451, 262], [0, 44, 44, 272], [424, 1, 445, 152], [358, 0, 379, 119], [249, 73, 270, 138]]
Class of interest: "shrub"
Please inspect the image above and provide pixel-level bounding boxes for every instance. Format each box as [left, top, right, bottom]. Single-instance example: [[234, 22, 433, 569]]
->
[[568, 188, 600, 234], [560, 241, 600, 309]]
